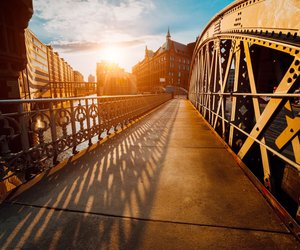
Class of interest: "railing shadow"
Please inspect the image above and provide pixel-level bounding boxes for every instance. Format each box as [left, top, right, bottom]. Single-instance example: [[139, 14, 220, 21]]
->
[[0, 99, 179, 249]]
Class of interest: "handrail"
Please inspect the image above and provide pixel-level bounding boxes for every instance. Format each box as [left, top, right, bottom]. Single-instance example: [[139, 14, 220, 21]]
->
[[0, 94, 159, 104]]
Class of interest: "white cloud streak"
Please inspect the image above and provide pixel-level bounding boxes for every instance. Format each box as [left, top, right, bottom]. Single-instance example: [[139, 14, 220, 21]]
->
[[33, 0, 155, 43]]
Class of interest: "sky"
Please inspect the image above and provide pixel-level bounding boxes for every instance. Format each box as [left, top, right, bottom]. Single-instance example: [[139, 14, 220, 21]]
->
[[29, 0, 234, 80]]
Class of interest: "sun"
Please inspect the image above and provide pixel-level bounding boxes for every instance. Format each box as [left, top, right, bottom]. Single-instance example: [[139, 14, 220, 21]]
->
[[101, 46, 122, 63]]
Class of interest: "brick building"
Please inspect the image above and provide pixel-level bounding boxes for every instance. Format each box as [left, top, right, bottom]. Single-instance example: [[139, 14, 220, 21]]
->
[[47, 45, 75, 83], [19, 29, 50, 99], [18, 29, 83, 99], [74, 70, 84, 82], [132, 29, 195, 93]]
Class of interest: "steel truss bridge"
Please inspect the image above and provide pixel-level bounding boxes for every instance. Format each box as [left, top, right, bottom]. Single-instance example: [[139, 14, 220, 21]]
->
[[0, 0, 300, 247], [189, 0, 300, 236]]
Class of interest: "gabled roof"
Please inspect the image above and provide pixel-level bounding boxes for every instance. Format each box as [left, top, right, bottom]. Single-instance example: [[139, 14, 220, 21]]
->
[[173, 41, 189, 54], [158, 41, 169, 54], [156, 39, 190, 56], [147, 49, 154, 59]]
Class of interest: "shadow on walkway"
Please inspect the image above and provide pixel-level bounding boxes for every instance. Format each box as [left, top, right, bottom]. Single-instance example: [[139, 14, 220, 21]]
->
[[0, 100, 180, 249], [0, 99, 298, 249]]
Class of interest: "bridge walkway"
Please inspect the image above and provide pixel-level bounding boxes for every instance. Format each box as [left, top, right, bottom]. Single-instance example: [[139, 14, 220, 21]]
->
[[0, 98, 298, 249]]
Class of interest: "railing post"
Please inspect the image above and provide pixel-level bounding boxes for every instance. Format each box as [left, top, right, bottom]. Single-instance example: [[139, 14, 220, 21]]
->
[[85, 98, 92, 146], [49, 102, 59, 165], [70, 99, 78, 154], [54, 83, 57, 98], [67, 82, 70, 97], [49, 82, 53, 98], [18, 103, 30, 152], [64, 82, 67, 97], [97, 97, 102, 140], [16, 103, 31, 178]]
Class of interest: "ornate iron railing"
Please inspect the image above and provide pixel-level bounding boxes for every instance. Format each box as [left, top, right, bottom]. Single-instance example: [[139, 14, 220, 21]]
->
[[188, 0, 300, 236], [0, 94, 171, 182]]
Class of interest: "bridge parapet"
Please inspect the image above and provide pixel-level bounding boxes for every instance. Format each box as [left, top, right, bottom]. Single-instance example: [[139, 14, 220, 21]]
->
[[189, 0, 300, 239], [0, 94, 171, 187], [49, 82, 97, 98]]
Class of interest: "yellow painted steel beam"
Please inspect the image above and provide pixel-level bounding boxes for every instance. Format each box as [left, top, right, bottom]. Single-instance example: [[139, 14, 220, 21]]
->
[[243, 40, 272, 189], [229, 42, 241, 147], [193, 0, 299, 56]]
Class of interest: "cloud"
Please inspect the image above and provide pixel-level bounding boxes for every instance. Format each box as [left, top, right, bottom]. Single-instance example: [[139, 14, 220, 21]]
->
[[51, 39, 146, 53], [32, 0, 155, 43]]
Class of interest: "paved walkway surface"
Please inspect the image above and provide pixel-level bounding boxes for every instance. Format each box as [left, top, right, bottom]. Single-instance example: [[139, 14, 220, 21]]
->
[[0, 99, 299, 249]]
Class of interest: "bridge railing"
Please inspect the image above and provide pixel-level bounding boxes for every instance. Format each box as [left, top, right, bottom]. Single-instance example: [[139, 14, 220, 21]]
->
[[0, 94, 172, 182], [50, 81, 97, 98]]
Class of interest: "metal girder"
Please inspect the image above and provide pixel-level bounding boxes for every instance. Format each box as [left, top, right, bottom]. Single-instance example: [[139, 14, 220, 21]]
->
[[212, 41, 234, 132], [194, 0, 300, 53], [243, 40, 272, 189]]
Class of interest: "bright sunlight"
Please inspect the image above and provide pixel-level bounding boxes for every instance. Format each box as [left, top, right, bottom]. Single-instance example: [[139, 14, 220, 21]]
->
[[100, 45, 124, 63]]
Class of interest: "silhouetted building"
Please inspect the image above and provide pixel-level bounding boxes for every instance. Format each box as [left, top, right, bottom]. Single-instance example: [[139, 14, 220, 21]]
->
[[88, 74, 95, 82], [0, 0, 33, 100], [132, 29, 195, 93], [96, 61, 136, 95]]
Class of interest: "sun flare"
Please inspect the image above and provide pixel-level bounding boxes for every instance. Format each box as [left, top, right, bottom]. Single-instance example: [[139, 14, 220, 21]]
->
[[101, 46, 123, 63]]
